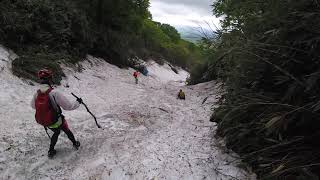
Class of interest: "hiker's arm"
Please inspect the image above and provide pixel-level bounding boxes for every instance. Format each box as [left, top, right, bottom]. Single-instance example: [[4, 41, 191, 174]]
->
[[54, 91, 80, 111], [30, 93, 37, 109]]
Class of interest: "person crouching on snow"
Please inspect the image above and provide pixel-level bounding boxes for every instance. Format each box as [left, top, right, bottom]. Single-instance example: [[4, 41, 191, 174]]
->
[[31, 68, 81, 158], [177, 89, 186, 100]]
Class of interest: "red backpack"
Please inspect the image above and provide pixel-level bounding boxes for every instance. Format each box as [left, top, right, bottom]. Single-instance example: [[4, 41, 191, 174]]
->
[[35, 88, 60, 126]]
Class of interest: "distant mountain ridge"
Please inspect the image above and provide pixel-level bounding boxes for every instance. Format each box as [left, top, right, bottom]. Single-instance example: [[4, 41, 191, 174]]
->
[[176, 26, 215, 43]]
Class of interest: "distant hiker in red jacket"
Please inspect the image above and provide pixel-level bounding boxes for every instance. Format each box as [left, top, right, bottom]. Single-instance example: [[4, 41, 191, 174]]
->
[[133, 71, 140, 84], [31, 68, 81, 158]]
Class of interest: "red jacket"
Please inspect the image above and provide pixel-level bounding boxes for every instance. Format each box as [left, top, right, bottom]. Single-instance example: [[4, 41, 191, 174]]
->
[[133, 72, 139, 78]]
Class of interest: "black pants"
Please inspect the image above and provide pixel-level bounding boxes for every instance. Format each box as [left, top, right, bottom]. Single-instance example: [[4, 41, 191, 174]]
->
[[49, 126, 77, 151]]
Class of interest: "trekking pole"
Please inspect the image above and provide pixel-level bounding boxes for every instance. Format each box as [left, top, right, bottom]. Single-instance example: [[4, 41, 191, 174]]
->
[[71, 93, 102, 128]]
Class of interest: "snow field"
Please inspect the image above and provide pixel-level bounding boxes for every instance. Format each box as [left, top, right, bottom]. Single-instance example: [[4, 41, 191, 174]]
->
[[0, 46, 254, 180]]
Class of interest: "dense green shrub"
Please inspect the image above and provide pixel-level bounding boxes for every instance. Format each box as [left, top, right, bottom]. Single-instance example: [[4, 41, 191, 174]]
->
[[188, 62, 217, 85], [0, 0, 202, 82], [141, 19, 204, 69], [0, 0, 92, 56], [12, 53, 67, 84], [192, 0, 320, 179], [0, 0, 92, 83]]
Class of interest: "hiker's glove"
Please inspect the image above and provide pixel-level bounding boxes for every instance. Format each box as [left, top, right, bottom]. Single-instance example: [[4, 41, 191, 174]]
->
[[76, 98, 83, 104]]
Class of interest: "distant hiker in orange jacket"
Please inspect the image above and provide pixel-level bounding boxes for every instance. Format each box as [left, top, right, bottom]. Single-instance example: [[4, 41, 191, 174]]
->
[[31, 68, 81, 158], [133, 71, 140, 84]]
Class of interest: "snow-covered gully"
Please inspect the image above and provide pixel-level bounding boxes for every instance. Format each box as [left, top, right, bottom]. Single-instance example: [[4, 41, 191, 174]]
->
[[0, 46, 254, 180]]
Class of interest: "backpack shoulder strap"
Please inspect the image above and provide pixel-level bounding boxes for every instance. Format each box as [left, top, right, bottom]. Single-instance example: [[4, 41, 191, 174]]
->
[[46, 88, 53, 94], [37, 88, 53, 95], [48, 90, 62, 115]]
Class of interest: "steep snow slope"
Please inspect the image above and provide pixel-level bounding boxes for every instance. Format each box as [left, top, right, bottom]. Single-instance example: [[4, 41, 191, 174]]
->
[[146, 61, 188, 84], [0, 46, 254, 180]]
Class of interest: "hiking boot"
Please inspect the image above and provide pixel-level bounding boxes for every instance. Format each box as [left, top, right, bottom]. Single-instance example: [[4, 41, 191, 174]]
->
[[48, 149, 57, 158], [73, 141, 80, 150]]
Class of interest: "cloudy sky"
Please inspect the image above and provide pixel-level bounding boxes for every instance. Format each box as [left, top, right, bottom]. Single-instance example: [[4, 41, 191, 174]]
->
[[149, 0, 220, 30]]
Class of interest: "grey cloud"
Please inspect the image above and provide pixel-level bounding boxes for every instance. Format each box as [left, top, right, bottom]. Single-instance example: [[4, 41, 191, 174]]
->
[[150, 0, 213, 16], [150, 0, 219, 29], [152, 2, 194, 16], [152, 0, 213, 12]]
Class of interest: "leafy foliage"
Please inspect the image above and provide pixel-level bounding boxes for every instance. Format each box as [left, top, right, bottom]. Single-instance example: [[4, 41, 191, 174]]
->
[[140, 19, 204, 69], [157, 23, 181, 43], [0, 0, 91, 55], [0, 0, 202, 83], [12, 52, 69, 84], [191, 0, 320, 179]]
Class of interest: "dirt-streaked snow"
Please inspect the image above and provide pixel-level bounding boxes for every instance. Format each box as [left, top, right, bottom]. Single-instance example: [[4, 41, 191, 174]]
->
[[0, 45, 254, 180]]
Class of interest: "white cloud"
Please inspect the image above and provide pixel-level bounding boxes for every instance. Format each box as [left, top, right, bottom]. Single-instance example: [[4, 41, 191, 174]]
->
[[149, 0, 221, 30]]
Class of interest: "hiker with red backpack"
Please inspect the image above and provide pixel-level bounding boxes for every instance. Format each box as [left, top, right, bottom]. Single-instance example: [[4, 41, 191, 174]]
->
[[133, 71, 139, 84], [31, 68, 81, 158]]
